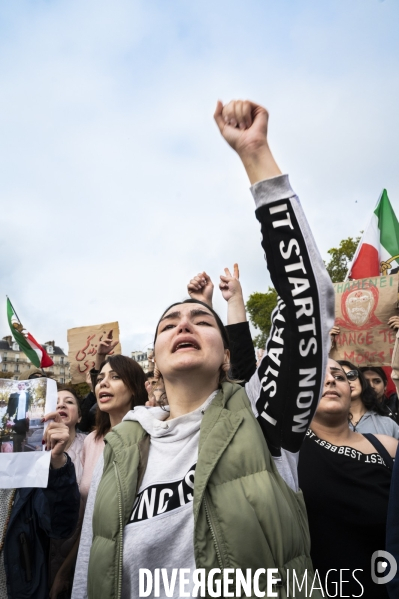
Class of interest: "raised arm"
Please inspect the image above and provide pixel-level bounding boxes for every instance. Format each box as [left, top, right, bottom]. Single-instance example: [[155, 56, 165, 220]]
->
[[37, 412, 80, 538], [219, 264, 257, 381], [215, 100, 335, 469], [187, 266, 256, 381], [94, 329, 119, 371], [187, 272, 214, 307]]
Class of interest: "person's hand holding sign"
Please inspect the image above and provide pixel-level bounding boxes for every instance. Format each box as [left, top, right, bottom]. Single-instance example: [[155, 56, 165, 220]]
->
[[95, 329, 118, 370], [388, 316, 399, 331], [42, 412, 71, 469]]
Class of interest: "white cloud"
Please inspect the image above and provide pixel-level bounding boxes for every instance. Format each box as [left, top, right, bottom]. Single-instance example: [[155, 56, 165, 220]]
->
[[0, 0, 398, 353]]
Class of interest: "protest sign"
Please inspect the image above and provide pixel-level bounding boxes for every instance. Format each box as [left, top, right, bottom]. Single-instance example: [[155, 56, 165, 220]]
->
[[0, 377, 57, 488], [67, 322, 122, 383], [330, 274, 399, 367]]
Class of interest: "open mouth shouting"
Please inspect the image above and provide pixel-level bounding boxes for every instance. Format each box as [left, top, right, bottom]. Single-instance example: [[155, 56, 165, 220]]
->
[[98, 392, 114, 403], [172, 337, 200, 352]]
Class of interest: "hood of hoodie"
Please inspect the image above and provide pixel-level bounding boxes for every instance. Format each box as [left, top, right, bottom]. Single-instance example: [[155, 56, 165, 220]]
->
[[122, 391, 218, 442]]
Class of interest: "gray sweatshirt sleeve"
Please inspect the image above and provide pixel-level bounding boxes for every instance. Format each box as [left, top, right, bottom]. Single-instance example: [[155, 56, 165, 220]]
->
[[71, 454, 104, 599], [244, 175, 335, 491]]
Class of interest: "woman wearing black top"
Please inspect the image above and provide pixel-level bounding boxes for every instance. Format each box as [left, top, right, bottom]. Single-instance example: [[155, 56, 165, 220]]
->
[[298, 358, 397, 598]]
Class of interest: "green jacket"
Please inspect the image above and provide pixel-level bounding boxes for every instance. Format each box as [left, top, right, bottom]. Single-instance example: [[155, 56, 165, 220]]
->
[[88, 383, 320, 598]]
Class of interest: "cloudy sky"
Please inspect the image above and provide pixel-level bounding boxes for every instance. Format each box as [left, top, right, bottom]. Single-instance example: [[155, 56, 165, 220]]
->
[[0, 0, 398, 355]]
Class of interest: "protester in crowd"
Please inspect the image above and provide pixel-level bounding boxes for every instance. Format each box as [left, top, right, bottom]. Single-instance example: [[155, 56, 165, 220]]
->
[[1, 412, 80, 599], [72, 99, 334, 599], [145, 376, 166, 408], [361, 365, 388, 400], [144, 370, 157, 406], [338, 360, 399, 439], [338, 360, 399, 438], [78, 332, 148, 502], [53, 351, 147, 599], [298, 358, 397, 598], [55, 388, 85, 484], [79, 330, 123, 433], [48, 389, 85, 598], [360, 365, 399, 422], [145, 370, 156, 387]]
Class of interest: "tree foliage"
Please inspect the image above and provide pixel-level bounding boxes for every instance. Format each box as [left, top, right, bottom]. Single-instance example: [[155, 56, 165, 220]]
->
[[70, 382, 91, 398], [0, 372, 13, 379], [324, 235, 361, 283], [245, 288, 278, 349]]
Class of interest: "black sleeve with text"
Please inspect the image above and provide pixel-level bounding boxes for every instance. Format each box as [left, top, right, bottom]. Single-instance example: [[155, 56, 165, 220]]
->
[[249, 187, 334, 458]]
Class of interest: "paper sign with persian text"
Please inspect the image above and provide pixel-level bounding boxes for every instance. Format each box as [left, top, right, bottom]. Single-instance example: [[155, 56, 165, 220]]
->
[[67, 322, 122, 383], [329, 274, 399, 366]]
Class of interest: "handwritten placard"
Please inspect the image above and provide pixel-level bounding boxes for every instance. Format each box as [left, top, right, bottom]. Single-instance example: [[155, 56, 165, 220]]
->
[[330, 275, 398, 366], [67, 322, 122, 383]]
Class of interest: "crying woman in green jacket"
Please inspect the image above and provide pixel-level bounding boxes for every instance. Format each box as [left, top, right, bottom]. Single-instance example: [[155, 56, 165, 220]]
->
[[71, 99, 335, 599]]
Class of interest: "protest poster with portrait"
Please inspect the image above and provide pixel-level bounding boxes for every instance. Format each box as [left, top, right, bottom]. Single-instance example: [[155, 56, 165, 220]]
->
[[67, 321, 122, 383], [0, 377, 57, 488], [329, 274, 399, 367]]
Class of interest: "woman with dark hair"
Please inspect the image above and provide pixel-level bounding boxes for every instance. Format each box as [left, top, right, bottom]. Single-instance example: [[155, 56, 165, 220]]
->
[[338, 360, 399, 438], [360, 365, 399, 423], [361, 366, 388, 400], [1, 412, 79, 599], [49, 388, 85, 598], [298, 359, 397, 598], [55, 387, 85, 484], [72, 99, 334, 599], [78, 353, 147, 502], [53, 355, 147, 599], [93, 355, 148, 438]]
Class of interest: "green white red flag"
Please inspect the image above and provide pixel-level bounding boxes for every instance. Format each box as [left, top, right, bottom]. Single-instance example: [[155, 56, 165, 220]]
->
[[6, 298, 54, 368], [349, 189, 399, 280]]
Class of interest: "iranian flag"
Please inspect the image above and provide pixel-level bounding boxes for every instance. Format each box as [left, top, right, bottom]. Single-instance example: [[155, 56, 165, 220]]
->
[[7, 298, 54, 368], [349, 189, 399, 279]]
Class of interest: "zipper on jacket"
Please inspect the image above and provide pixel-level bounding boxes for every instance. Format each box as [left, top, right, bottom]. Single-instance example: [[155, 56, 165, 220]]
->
[[113, 461, 124, 599], [203, 493, 224, 571], [19, 533, 32, 582]]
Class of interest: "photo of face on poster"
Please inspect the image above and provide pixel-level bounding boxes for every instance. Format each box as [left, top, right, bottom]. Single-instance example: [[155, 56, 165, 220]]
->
[[0, 378, 56, 453]]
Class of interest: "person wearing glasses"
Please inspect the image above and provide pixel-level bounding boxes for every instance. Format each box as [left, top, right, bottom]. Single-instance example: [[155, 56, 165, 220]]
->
[[338, 360, 399, 439], [298, 359, 397, 598], [222, 330, 399, 594]]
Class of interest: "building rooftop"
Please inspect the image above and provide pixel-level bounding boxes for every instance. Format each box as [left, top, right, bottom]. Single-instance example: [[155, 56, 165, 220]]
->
[[0, 336, 66, 357]]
